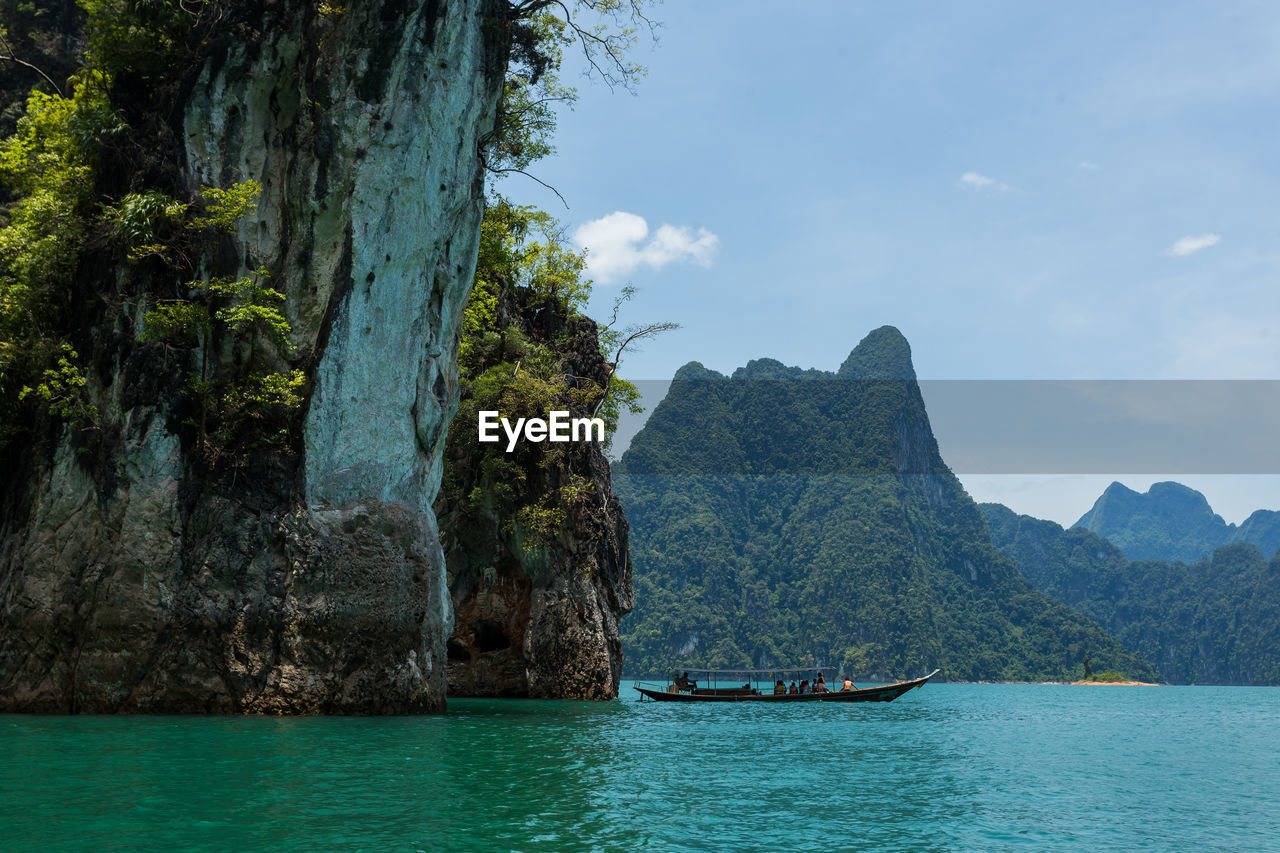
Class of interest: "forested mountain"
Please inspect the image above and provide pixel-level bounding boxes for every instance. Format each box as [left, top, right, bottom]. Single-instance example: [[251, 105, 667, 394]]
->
[[614, 327, 1155, 682], [1075, 481, 1280, 563], [984, 503, 1280, 684]]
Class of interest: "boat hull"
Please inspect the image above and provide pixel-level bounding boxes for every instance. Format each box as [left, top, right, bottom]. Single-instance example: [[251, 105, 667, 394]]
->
[[634, 670, 940, 703]]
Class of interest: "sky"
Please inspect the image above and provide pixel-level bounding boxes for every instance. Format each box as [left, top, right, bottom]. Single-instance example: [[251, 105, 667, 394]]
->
[[504, 0, 1280, 526]]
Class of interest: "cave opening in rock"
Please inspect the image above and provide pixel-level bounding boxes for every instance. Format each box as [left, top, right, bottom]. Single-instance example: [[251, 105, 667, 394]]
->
[[472, 620, 510, 653]]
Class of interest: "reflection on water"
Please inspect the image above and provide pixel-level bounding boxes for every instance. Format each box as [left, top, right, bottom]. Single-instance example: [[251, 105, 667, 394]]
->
[[2, 685, 1279, 851]]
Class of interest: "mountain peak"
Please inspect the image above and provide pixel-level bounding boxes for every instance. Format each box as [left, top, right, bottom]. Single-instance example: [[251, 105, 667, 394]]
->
[[732, 358, 794, 380], [672, 361, 725, 382], [731, 358, 828, 381], [1148, 481, 1215, 510], [1084, 481, 1219, 526], [1075, 480, 1235, 562], [1101, 481, 1138, 499], [837, 325, 916, 380]]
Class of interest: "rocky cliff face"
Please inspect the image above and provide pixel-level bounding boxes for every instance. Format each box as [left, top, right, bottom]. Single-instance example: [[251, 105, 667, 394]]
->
[[0, 0, 506, 712], [436, 290, 633, 699]]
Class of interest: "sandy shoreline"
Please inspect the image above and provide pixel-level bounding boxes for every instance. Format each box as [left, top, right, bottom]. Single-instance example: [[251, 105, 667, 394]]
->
[[938, 680, 1163, 686], [1070, 680, 1161, 686]]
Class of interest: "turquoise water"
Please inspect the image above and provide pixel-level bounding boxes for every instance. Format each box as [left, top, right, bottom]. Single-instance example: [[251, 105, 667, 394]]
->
[[2, 684, 1278, 852]]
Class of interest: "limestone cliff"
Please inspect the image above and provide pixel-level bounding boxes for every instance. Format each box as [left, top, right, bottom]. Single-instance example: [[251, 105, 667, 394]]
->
[[436, 285, 633, 699], [0, 0, 506, 712]]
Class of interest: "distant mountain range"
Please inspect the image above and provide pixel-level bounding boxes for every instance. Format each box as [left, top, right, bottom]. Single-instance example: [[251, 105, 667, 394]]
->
[[1075, 481, 1280, 563], [615, 327, 1154, 683], [984, 502, 1280, 685]]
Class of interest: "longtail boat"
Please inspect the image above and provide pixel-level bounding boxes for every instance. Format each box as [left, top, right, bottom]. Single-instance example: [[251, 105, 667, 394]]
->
[[633, 668, 940, 703]]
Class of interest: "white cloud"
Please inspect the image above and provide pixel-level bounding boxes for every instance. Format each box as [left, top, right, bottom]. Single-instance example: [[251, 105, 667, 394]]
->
[[958, 171, 1010, 191], [1167, 233, 1221, 257], [572, 211, 719, 284], [1078, 161, 1101, 170]]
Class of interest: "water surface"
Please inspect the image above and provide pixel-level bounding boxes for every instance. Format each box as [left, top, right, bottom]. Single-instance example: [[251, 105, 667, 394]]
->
[[3, 684, 1277, 851]]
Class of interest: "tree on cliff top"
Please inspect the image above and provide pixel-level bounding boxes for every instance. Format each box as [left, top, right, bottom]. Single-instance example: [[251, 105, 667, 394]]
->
[[488, 0, 657, 198]]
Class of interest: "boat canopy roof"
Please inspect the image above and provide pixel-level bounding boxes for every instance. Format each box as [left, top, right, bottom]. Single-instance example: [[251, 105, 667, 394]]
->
[[668, 667, 837, 677]]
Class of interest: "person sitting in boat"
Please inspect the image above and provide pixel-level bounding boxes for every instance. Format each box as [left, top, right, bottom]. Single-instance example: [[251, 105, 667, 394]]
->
[[814, 674, 827, 693], [773, 679, 786, 695], [799, 679, 809, 694], [841, 679, 854, 691], [788, 681, 798, 695], [675, 672, 697, 692]]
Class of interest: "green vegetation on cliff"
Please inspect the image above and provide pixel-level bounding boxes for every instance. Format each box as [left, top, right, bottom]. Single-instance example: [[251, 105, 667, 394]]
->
[[615, 327, 1156, 683], [984, 502, 1280, 685], [0, 1, 304, 467], [1074, 481, 1280, 564], [0, 70, 115, 447], [440, 198, 629, 547], [0, 0, 658, 469]]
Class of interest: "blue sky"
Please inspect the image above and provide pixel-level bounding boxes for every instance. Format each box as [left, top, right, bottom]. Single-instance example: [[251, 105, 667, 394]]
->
[[504, 1, 1280, 525]]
